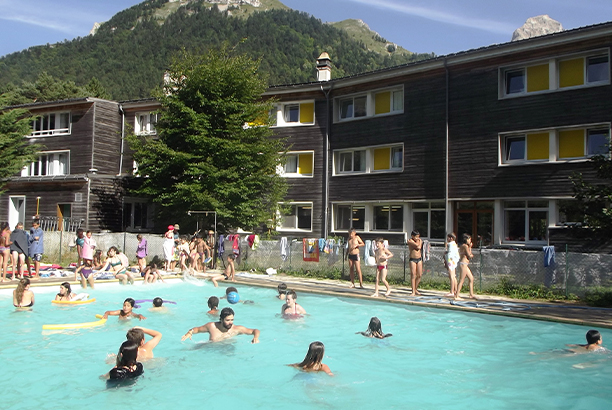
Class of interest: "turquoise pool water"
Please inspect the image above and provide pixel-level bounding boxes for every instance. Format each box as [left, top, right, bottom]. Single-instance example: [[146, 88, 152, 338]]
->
[[1, 280, 611, 410]]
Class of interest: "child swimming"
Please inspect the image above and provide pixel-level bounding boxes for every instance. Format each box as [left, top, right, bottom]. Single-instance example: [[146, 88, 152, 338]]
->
[[103, 298, 146, 321], [289, 341, 333, 376], [356, 317, 392, 339], [207, 296, 219, 315]]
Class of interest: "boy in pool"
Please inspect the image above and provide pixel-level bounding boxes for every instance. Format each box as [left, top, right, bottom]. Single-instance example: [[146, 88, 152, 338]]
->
[[207, 296, 219, 315], [281, 290, 307, 316], [211, 254, 235, 287], [566, 330, 605, 353], [220, 286, 254, 304], [103, 298, 146, 320], [277, 283, 287, 300], [126, 326, 162, 360], [149, 297, 169, 313]]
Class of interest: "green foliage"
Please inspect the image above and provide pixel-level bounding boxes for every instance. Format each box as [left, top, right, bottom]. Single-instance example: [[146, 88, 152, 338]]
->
[[0, 4, 435, 100], [484, 277, 575, 301], [582, 287, 612, 308], [0, 95, 39, 192], [567, 145, 612, 230], [127, 47, 287, 230], [0, 72, 109, 106]]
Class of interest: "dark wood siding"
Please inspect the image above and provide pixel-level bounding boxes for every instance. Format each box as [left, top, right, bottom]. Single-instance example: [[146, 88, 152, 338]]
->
[[92, 100, 122, 175], [88, 177, 125, 231]]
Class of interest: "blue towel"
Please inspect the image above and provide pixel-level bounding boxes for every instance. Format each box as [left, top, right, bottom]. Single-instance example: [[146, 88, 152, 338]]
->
[[218, 234, 225, 257], [319, 238, 326, 252], [543, 246, 555, 267]]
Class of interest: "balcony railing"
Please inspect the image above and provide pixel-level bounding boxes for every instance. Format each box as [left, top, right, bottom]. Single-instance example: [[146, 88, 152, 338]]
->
[[38, 216, 84, 232]]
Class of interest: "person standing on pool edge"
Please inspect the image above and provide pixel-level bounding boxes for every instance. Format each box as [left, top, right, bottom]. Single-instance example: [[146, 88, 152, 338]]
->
[[346, 228, 364, 289], [407, 230, 423, 296], [372, 237, 393, 298], [181, 307, 260, 343]]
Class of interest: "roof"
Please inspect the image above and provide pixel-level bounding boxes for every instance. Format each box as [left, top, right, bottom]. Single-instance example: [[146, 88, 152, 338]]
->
[[4, 97, 117, 111]]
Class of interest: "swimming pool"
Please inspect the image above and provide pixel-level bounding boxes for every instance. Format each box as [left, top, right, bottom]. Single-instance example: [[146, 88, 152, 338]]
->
[[1, 280, 611, 410]]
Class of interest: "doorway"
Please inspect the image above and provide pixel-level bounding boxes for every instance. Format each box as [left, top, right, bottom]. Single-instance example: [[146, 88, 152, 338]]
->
[[57, 203, 72, 231], [8, 196, 26, 229], [455, 201, 494, 247]]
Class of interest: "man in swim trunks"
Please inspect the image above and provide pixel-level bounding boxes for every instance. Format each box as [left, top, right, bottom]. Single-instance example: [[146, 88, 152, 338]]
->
[[181, 307, 260, 343], [126, 326, 162, 360], [347, 228, 364, 288], [407, 230, 423, 296], [281, 290, 307, 316]]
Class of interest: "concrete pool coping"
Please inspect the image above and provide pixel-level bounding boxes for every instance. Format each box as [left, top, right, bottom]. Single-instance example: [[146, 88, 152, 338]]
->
[[2, 269, 612, 329]]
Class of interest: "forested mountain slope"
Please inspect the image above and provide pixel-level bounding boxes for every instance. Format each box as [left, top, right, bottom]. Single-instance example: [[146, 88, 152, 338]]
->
[[0, 0, 434, 100]]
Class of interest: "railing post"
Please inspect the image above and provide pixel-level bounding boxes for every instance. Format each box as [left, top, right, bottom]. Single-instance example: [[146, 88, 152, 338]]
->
[[403, 242, 407, 282], [59, 230, 63, 265], [565, 243, 569, 298], [479, 237, 483, 292]]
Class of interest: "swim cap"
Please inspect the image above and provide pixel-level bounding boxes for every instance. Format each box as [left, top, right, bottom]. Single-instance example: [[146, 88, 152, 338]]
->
[[227, 291, 240, 304]]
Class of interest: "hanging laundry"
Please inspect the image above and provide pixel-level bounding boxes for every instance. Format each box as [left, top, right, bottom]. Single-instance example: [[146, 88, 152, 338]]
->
[[280, 237, 288, 261], [232, 234, 240, 256], [252, 235, 260, 251], [422, 240, 430, 262], [247, 234, 256, 249], [543, 246, 556, 267], [218, 234, 225, 258], [303, 238, 320, 262], [318, 238, 326, 252]]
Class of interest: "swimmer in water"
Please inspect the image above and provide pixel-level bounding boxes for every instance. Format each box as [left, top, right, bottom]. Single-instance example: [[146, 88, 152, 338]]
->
[[103, 298, 146, 320], [102, 341, 144, 382], [149, 297, 168, 313], [54, 282, 75, 301], [126, 327, 162, 360], [207, 296, 219, 315], [289, 341, 333, 376], [13, 277, 34, 308], [277, 283, 288, 300], [181, 307, 260, 343], [356, 317, 392, 339], [281, 290, 306, 316], [566, 330, 605, 353]]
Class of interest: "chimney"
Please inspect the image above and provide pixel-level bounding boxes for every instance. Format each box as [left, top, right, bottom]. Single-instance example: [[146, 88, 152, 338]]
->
[[316, 52, 331, 82]]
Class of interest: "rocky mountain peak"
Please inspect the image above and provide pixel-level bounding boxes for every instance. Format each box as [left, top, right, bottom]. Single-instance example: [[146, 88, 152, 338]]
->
[[512, 15, 563, 41]]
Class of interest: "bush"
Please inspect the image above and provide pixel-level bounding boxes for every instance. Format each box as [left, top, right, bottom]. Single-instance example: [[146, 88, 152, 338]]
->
[[582, 287, 612, 307]]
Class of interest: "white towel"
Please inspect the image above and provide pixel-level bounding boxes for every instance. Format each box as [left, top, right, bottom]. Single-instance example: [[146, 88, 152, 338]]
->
[[280, 237, 288, 261]]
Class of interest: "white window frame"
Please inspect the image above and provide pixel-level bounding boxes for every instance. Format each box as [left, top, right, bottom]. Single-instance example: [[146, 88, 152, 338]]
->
[[499, 123, 611, 166], [372, 204, 404, 232], [21, 151, 70, 177], [277, 202, 313, 232], [332, 204, 366, 232], [135, 112, 157, 135], [411, 202, 446, 240], [271, 100, 315, 127], [333, 143, 404, 176], [499, 49, 610, 99], [277, 151, 314, 178], [29, 112, 71, 137], [334, 86, 404, 123], [503, 200, 549, 244]]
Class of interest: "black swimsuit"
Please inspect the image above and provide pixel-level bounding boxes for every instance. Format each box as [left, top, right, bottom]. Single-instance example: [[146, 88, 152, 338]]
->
[[108, 362, 144, 381]]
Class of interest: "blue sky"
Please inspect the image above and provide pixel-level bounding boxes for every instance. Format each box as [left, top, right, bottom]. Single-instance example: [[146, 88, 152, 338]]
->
[[1, 0, 611, 58]]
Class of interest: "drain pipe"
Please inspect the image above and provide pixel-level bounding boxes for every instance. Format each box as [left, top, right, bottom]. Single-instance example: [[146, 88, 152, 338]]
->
[[118, 103, 125, 175], [444, 58, 450, 235], [320, 84, 333, 239]]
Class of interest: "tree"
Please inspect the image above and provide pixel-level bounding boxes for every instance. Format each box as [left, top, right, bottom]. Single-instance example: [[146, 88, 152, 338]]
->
[[0, 94, 39, 193], [568, 146, 612, 230], [127, 48, 287, 230]]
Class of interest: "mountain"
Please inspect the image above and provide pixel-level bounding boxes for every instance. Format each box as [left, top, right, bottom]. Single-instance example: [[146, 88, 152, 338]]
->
[[512, 15, 563, 41], [0, 0, 434, 101]]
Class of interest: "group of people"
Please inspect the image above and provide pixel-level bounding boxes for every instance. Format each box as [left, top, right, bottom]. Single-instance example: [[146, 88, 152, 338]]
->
[[0, 220, 44, 282], [346, 228, 477, 300], [162, 224, 215, 273]]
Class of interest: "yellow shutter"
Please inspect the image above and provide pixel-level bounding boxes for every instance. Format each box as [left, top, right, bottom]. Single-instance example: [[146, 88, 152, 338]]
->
[[526, 132, 549, 160], [559, 58, 584, 88], [297, 153, 313, 175], [559, 129, 585, 158], [373, 148, 390, 170], [526, 64, 549, 92], [375, 91, 391, 115], [299, 102, 314, 123]]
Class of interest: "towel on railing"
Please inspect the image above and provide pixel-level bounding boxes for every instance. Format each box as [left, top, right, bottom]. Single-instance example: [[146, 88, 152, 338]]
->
[[280, 237, 288, 261], [543, 246, 555, 267], [422, 240, 431, 262]]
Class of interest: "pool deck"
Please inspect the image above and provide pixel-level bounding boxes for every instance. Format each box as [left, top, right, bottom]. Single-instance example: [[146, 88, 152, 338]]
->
[[3, 269, 612, 329]]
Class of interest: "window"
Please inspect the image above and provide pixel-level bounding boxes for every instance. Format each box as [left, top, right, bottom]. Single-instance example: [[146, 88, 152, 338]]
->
[[123, 201, 150, 230], [279, 203, 312, 231], [559, 127, 610, 159], [273, 101, 315, 126], [334, 144, 403, 175], [135, 112, 157, 135], [501, 52, 609, 98], [373, 205, 404, 231], [504, 200, 548, 242], [587, 129, 609, 156], [334, 205, 365, 231], [30, 112, 70, 136], [412, 202, 445, 239], [502, 133, 550, 163], [336, 150, 366, 173], [279, 151, 314, 177], [21, 151, 69, 176], [336, 87, 403, 122]]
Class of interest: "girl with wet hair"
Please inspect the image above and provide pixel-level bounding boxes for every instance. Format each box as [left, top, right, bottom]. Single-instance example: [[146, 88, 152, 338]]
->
[[55, 282, 75, 301], [104, 341, 144, 382], [357, 317, 392, 339], [289, 341, 333, 376], [13, 277, 34, 308]]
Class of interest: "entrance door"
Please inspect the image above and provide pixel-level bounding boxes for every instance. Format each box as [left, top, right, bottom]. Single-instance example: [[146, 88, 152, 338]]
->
[[57, 204, 71, 231], [455, 201, 494, 247], [8, 196, 26, 229]]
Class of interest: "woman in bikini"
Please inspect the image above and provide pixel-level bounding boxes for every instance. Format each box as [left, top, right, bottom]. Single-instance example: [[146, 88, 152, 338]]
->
[[407, 230, 423, 296], [289, 341, 333, 376], [455, 233, 477, 300], [97, 246, 132, 285], [281, 290, 307, 317], [0, 222, 12, 282], [55, 282, 75, 301], [13, 277, 35, 308]]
